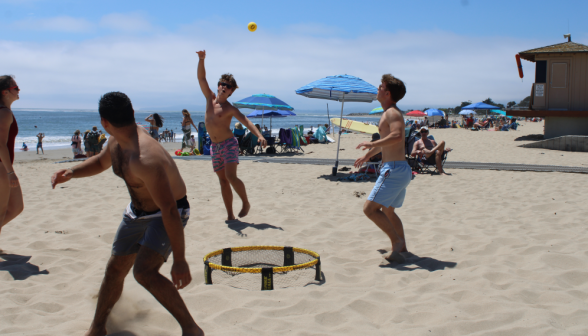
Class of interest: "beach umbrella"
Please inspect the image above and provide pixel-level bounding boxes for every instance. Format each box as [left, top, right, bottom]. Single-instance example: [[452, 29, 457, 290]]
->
[[425, 109, 445, 117], [491, 109, 506, 115], [246, 109, 296, 133], [406, 110, 426, 117], [234, 94, 294, 130], [369, 107, 383, 114], [295, 74, 377, 176], [459, 110, 474, 115], [461, 102, 500, 110]]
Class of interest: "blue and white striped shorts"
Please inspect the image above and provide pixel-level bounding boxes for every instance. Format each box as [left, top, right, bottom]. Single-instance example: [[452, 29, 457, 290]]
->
[[367, 161, 412, 208]]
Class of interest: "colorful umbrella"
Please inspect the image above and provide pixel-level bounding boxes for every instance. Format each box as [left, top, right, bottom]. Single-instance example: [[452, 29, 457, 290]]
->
[[369, 107, 384, 114], [234, 94, 294, 129], [406, 110, 426, 117], [296, 75, 377, 176]]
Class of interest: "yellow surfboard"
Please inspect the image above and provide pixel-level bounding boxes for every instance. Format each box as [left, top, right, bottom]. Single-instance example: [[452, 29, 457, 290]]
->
[[331, 118, 379, 134]]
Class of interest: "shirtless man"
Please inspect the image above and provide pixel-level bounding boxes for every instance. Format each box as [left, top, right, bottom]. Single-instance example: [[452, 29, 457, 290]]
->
[[411, 126, 451, 176], [196, 50, 266, 221], [355, 74, 411, 264], [36, 133, 44, 154], [51, 92, 203, 336]]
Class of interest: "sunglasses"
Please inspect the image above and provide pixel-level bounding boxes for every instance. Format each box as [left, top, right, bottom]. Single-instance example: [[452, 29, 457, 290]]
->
[[8, 85, 20, 92], [218, 82, 233, 90], [420, 130, 428, 133]]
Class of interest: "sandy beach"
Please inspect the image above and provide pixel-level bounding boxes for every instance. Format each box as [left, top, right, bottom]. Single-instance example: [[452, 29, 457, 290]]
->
[[2, 121, 588, 335]]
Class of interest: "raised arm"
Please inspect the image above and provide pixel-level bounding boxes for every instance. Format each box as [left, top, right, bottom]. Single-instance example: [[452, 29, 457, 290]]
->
[[134, 160, 190, 289], [196, 50, 214, 101], [145, 114, 153, 123], [51, 139, 112, 189]]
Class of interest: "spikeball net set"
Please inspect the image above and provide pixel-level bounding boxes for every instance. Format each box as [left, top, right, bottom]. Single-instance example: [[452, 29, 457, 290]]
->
[[203, 246, 322, 290]]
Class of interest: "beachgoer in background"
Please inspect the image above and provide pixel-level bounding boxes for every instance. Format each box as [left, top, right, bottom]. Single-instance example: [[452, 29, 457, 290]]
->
[[0, 74, 24, 235], [181, 109, 196, 150], [21, 142, 28, 151], [466, 115, 474, 128], [71, 130, 83, 157], [233, 122, 246, 146], [187, 135, 196, 151], [51, 92, 203, 336], [145, 113, 164, 141], [325, 123, 330, 133], [85, 126, 100, 157], [83, 130, 91, 154], [411, 126, 452, 176], [97, 131, 107, 153], [355, 74, 410, 264], [196, 49, 266, 220], [36, 133, 44, 154]]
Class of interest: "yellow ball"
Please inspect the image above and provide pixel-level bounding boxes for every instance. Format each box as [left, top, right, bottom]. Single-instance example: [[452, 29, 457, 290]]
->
[[248, 22, 257, 32]]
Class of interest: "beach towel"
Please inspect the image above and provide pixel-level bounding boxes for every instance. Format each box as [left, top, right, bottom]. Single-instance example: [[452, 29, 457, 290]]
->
[[314, 126, 327, 143]]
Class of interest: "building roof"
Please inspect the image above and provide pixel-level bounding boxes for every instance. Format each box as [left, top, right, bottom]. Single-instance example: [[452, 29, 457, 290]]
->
[[519, 41, 588, 62]]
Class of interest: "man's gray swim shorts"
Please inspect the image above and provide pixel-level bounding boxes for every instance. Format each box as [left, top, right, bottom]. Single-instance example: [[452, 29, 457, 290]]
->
[[112, 196, 190, 261]]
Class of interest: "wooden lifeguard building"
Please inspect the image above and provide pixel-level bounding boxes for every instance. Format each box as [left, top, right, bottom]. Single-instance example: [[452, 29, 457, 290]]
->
[[508, 35, 588, 143]]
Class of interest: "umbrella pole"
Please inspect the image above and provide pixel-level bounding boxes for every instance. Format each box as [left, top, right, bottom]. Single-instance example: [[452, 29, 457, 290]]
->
[[333, 95, 345, 176], [261, 107, 264, 131], [327, 103, 331, 135]]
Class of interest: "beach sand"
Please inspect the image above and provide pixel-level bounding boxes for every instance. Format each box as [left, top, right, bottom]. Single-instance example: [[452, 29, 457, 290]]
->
[[2, 121, 588, 335]]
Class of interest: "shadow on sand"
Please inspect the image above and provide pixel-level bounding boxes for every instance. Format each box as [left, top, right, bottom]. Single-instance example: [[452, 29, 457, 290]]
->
[[0, 253, 50, 280], [225, 219, 284, 237], [515, 134, 544, 141], [377, 250, 457, 272], [108, 331, 139, 336], [316, 170, 375, 183]]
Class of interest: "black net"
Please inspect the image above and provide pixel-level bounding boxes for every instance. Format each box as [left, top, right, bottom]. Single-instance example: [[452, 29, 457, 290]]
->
[[205, 248, 322, 291]]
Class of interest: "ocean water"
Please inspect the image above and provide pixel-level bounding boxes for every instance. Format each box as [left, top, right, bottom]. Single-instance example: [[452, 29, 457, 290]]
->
[[12, 109, 380, 150]]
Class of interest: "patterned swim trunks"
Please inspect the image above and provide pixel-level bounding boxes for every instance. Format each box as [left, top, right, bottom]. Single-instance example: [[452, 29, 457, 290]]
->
[[212, 137, 239, 172]]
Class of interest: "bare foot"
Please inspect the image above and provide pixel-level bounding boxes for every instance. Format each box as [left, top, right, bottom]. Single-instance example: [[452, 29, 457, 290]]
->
[[83, 327, 107, 336], [384, 251, 405, 264], [226, 214, 236, 221], [238, 202, 250, 218]]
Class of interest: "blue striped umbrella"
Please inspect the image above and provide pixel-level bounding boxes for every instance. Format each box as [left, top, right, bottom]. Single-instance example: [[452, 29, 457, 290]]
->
[[246, 109, 296, 131], [234, 94, 294, 129], [295, 75, 377, 175], [425, 108, 445, 117]]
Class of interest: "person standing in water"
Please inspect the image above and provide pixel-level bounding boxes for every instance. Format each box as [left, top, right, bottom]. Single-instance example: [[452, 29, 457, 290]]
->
[[196, 50, 266, 220], [51, 92, 203, 336], [0, 75, 24, 238], [181, 109, 196, 150], [355, 74, 411, 264]]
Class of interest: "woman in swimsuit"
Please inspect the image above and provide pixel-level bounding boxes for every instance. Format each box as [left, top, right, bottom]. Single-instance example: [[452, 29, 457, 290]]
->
[[181, 109, 196, 150], [145, 113, 164, 141], [71, 130, 83, 157], [0, 75, 24, 235]]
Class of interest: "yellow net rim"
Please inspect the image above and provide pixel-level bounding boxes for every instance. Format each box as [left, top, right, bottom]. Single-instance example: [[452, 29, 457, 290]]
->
[[203, 245, 320, 274]]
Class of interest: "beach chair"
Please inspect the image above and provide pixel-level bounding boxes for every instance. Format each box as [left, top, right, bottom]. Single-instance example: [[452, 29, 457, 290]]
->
[[259, 135, 277, 154], [240, 132, 258, 155], [289, 127, 304, 153], [278, 128, 293, 153]]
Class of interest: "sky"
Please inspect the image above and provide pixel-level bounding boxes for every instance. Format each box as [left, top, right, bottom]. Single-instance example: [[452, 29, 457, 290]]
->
[[1, 0, 587, 112]]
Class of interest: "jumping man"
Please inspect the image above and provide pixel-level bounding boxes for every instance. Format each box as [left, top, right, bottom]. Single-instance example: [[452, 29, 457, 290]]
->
[[196, 50, 266, 221], [51, 92, 203, 336], [355, 74, 411, 264]]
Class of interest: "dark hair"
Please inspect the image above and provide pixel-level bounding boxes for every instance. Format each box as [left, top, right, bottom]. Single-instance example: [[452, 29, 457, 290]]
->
[[152, 113, 164, 128], [0, 75, 15, 105], [218, 73, 238, 96], [381, 74, 406, 102], [98, 92, 136, 128]]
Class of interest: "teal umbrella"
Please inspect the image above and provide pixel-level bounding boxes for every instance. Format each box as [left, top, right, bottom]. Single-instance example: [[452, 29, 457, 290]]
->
[[369, 107, 383, 114]]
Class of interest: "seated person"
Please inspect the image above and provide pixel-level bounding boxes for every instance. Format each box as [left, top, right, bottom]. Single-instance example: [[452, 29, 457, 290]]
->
[[466, 116, 474, 128], [508, 118, 518, 130], [21, 142, 28, 151], [187, 135, 196, 151], [233, 122, 246, 145], [473, 118, 491, 130], [437, 116, 447, 128], [358, 133, 382, 173], [411, 126, 451, 176]]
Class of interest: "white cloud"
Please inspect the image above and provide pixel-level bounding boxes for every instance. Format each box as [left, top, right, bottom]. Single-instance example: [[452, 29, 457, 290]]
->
[[99, 13, 153, 33], [13, 16, 94, 33], [0, 22, 564, 111]]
